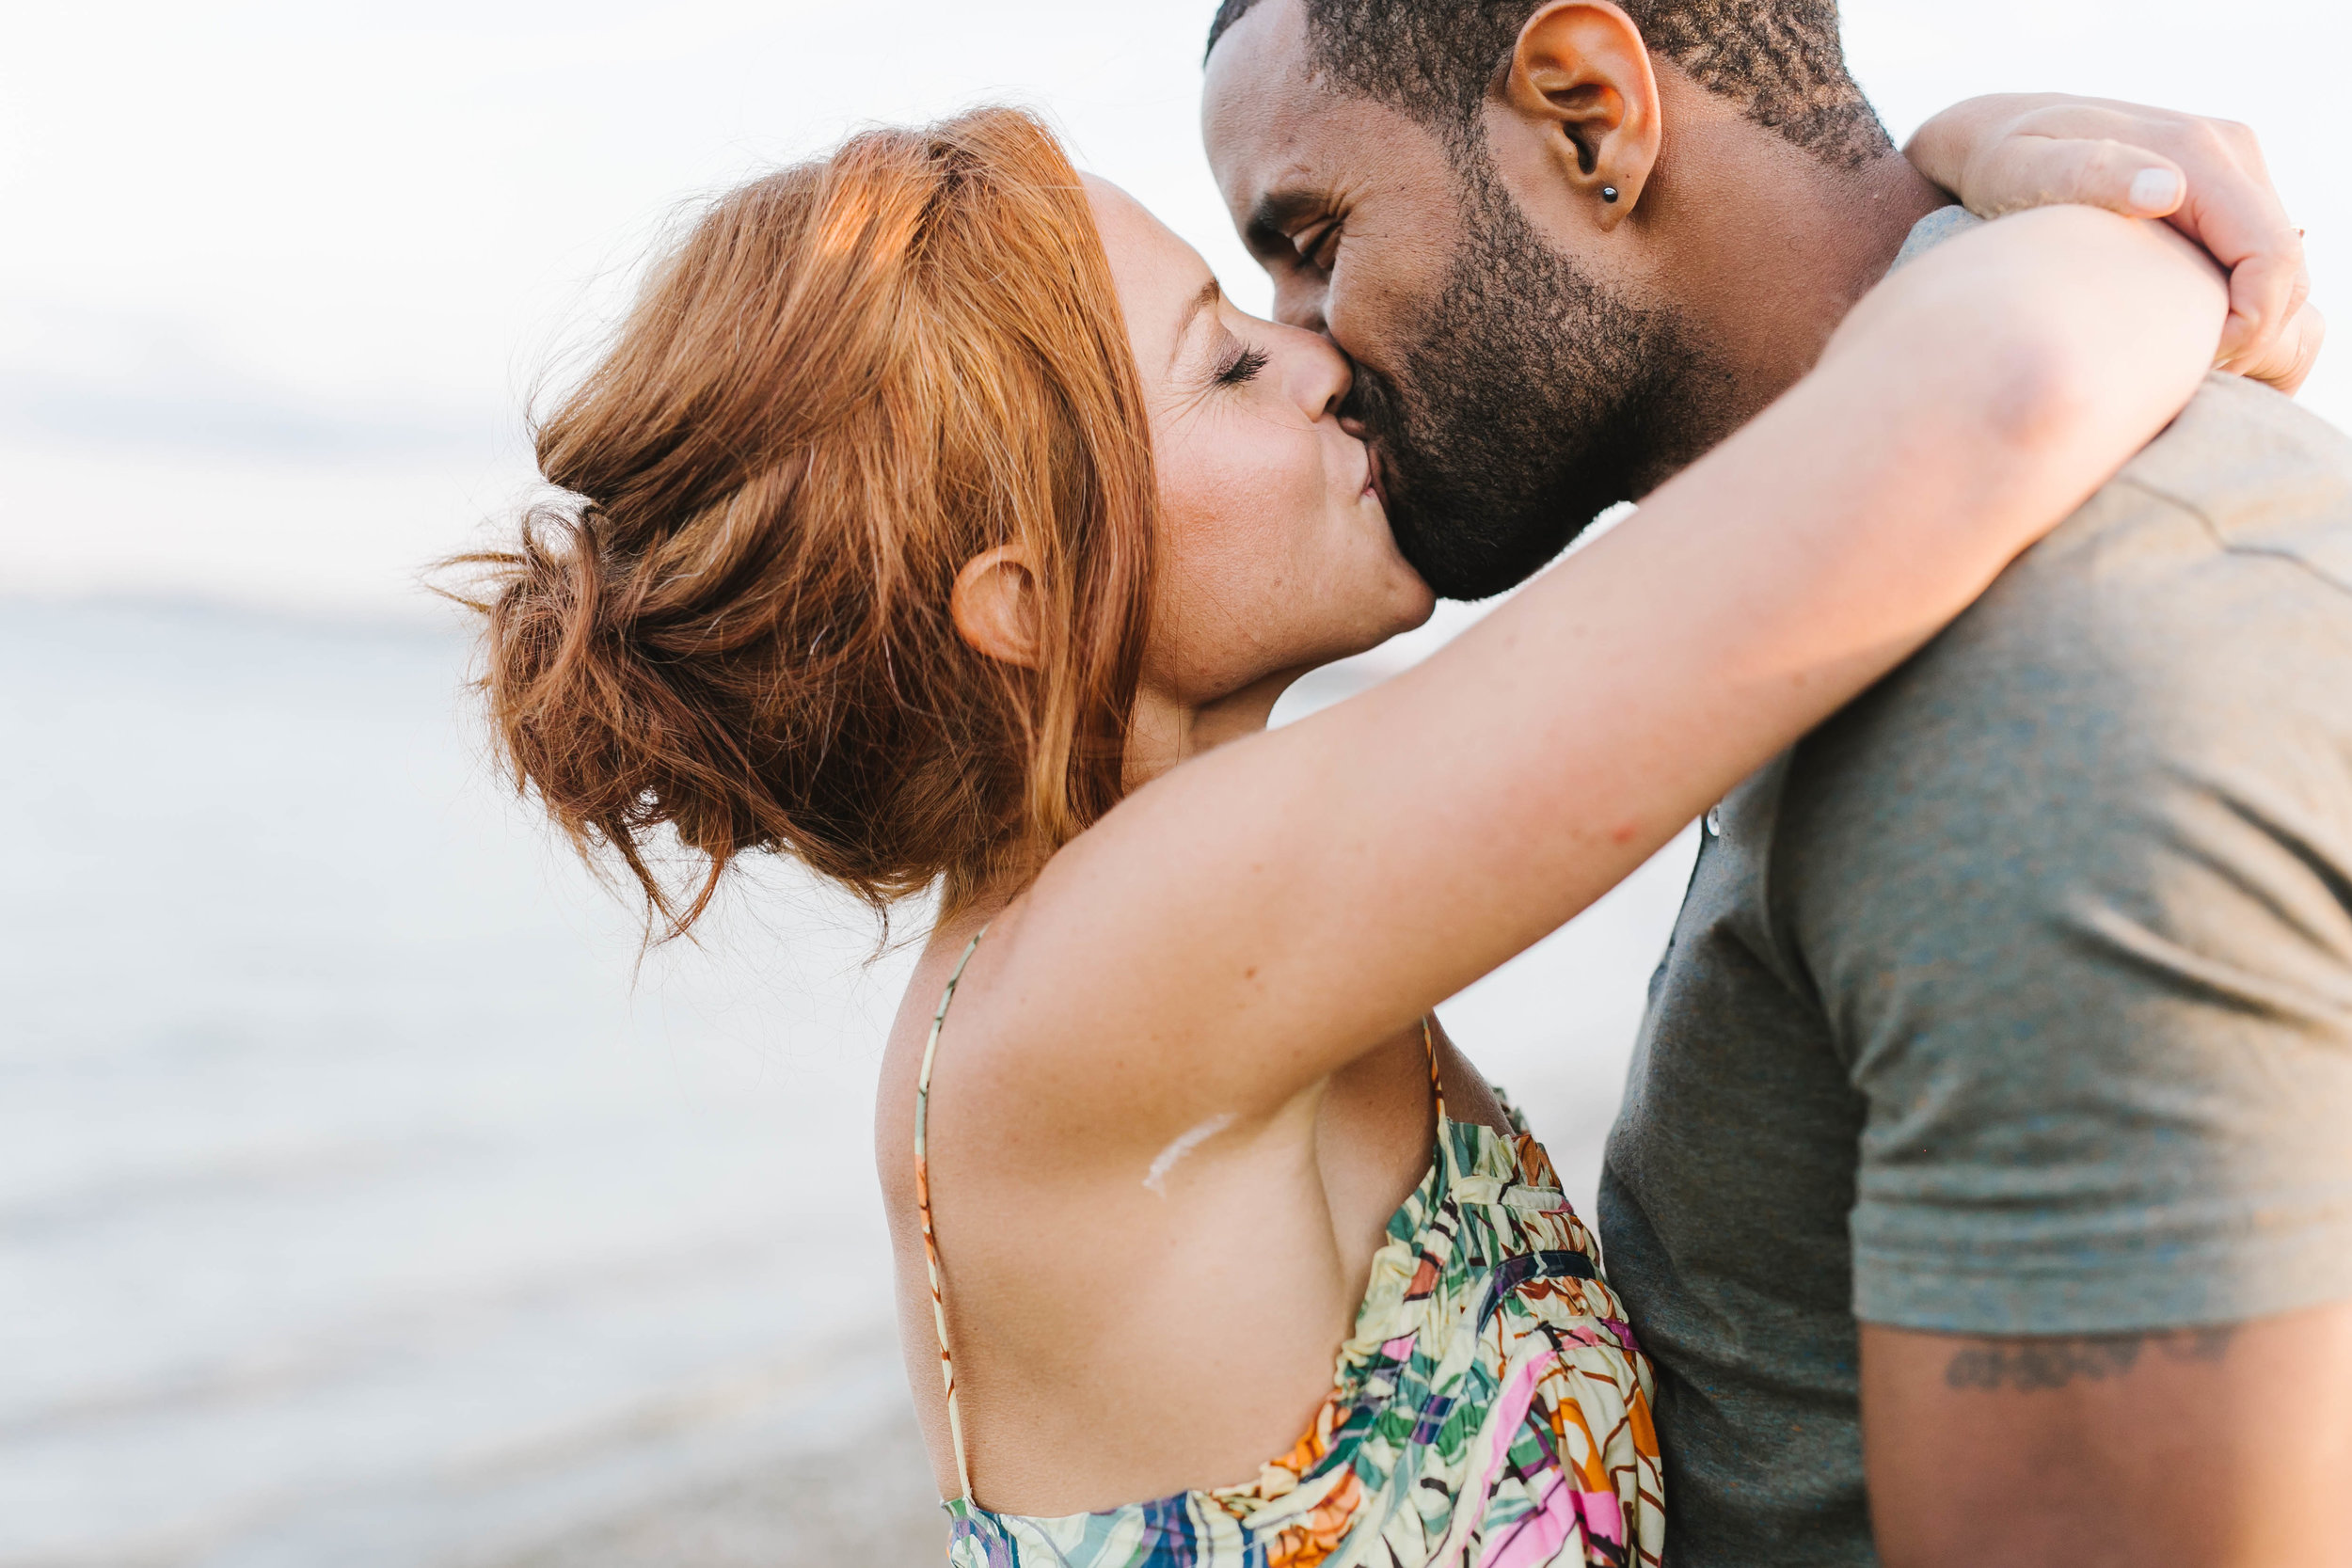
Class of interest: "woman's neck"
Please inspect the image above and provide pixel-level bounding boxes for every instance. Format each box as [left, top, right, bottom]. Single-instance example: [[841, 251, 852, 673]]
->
[[1123, 667, 1303, 790], [958, 667, 1312, 919]]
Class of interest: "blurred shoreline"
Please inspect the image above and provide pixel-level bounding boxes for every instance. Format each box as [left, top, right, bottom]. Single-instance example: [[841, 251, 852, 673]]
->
[[2, 599, 937, 1566], [480, 1401, 944, 1568], [3, 597, 1684, 1567]]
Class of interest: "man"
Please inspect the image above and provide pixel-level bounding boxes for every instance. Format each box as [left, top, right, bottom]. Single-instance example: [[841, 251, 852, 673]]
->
[[1202, 3, 2352, 1564]]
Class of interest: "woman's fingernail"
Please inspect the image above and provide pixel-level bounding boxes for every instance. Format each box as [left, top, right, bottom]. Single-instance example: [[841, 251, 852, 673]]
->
[[2130, 167, 2184, 212]]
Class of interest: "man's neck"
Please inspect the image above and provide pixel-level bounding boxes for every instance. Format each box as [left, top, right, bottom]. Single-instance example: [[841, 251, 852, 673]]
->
[[1642, 69, 1947, 434]]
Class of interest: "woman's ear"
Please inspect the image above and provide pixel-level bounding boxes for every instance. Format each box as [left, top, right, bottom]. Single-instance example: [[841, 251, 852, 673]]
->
[[1504, 1, 1663, 228], [951, 546, 1044, 669]]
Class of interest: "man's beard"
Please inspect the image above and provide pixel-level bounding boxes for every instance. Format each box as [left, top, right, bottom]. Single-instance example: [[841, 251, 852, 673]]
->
[[1348, 167, 1734, 601]]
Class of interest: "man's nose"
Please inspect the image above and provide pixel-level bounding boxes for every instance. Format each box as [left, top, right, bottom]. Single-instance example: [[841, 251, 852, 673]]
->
[[1272, 276, 1328, 338]]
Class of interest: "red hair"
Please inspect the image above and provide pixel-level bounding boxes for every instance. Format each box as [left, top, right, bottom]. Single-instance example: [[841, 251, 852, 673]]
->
[[450, 108, 1156, 935]]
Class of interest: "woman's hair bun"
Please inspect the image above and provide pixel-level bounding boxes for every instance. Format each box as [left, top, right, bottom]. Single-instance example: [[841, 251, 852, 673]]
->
[[447, 107, 1156, 939]]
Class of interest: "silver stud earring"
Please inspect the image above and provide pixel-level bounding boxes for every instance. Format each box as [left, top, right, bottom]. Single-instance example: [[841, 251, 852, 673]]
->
[[1601, 185, 1620, 204]]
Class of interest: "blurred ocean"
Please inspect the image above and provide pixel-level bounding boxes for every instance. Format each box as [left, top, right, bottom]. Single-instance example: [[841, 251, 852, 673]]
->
[[0, 598, 1692, 1568]]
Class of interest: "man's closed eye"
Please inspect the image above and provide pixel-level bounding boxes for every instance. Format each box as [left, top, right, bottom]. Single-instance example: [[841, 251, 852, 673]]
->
[[1294, 222, 1342, 274]]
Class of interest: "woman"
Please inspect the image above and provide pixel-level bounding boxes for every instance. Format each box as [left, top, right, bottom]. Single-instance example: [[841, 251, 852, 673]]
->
[[459, 103, 2302, 1565]]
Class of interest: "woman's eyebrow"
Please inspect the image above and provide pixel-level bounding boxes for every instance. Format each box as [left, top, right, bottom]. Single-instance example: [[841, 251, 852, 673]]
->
[[1170, 279, 1224, 369]]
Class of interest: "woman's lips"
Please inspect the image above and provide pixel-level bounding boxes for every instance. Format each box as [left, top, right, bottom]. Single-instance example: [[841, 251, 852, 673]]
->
[[1361, 443, 1388, 508]]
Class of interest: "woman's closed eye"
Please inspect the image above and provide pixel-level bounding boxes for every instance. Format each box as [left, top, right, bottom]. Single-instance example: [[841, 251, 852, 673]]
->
[[1216, 341, 1271, 388]]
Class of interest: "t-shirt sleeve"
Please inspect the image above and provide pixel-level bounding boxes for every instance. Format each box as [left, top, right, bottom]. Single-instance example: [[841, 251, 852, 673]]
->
[[1777, 468, 2352, 1338]]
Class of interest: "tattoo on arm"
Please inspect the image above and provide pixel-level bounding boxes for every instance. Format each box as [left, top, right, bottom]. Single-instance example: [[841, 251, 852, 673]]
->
[[1943, 1326, 2240, 1392]]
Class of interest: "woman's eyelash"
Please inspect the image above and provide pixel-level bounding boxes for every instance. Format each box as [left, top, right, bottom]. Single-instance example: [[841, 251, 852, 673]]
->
[[1216, 345, 1271, 387]]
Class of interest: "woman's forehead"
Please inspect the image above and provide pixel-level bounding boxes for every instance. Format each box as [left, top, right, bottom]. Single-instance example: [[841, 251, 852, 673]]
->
[[1081, 174, 1217, 363]]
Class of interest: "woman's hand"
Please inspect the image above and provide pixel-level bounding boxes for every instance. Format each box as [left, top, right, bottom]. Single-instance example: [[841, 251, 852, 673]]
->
[[1907, 94, 2324, 394]]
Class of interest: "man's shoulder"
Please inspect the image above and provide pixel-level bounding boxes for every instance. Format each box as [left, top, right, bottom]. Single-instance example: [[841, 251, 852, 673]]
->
[[1883, 372, 2352, 711], [2104, 372, 2352, 596], [1772, 375, 2352, 891]]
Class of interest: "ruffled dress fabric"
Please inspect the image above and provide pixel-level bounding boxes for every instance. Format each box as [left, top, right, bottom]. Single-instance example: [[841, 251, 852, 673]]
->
[[943, 1099, 1665, 1568]]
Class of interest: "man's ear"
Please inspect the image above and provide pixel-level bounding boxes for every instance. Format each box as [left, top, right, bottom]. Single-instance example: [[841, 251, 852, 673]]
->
[[1504, 1, 1663, 228], [951, 546, 1044, 670]]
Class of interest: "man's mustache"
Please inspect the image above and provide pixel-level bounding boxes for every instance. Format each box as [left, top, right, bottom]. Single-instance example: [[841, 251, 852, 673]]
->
[[1338, 368, 1404, 445], [1337, 370, 1416, 494], [1334, 366, 1475, 589]]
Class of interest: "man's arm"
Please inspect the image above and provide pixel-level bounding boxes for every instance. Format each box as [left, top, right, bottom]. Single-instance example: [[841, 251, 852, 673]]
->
[[1768, 385, 2352, 1566], [1862, 1308, 2352, 1567]]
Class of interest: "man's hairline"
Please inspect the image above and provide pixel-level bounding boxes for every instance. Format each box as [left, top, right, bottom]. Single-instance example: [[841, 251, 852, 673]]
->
[[1206, 0, 1892, 175], [1203, 0, 1273, 68], [1207, 0, 1534, 136], [1205, 1, 1505, 197]]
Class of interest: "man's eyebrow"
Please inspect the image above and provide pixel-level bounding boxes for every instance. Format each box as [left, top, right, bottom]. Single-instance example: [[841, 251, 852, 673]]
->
[[1171, 278, 1224, 368]]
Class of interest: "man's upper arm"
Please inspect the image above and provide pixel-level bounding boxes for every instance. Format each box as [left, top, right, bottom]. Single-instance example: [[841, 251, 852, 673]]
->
[[1859, 1307, 2352, 1568], [1776, 411, 2352, 1560], [1785, 474, 2352, 1339]]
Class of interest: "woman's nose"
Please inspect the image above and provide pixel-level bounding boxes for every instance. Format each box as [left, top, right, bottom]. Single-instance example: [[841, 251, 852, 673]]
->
[[1286, 325, 1353, 421]]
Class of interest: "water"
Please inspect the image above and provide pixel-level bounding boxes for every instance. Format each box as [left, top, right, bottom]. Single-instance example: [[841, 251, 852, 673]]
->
[[0, 599, 1692, 1566]]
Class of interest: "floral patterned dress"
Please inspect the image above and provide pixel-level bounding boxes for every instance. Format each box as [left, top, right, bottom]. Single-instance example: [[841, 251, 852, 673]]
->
[[915, 934, 1666, 1568]]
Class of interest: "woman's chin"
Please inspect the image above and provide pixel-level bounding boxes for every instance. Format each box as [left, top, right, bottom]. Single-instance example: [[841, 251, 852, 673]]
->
[[1402, 574, 1438, 627], [1331, 586, 1438, 665], [1380, 570, 1438, 637], [1341, 578, 1438, 654]]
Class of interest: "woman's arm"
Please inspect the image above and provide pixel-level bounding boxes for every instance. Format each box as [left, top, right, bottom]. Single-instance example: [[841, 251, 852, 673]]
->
[[1907, 94, 2323, 393], [965, 207, 2226, 1164]]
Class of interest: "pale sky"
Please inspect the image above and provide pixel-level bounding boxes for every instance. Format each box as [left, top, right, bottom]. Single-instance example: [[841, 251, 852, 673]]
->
[[2, 0, 2343, 615]]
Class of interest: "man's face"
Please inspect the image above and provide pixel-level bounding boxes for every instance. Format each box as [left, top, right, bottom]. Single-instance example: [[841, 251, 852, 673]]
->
[[1202, 0, 1718, 599]]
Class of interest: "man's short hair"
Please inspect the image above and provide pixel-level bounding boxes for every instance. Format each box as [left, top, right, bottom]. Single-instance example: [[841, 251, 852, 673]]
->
[[1205, 0, 1889, 167]]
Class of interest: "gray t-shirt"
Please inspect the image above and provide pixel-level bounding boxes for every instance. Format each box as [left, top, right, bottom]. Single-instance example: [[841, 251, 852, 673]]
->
[[1597, 237, 2352, 1560]]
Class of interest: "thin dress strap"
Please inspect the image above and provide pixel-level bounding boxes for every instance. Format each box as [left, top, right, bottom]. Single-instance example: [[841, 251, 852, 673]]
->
[[914, 927, 988, 1504], [1422, 1015, 1445, 1124]]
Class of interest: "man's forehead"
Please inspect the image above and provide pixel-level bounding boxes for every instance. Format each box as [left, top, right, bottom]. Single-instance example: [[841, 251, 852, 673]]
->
[[1204, 2, 1331, 176], [1203, 2, 1395, 209]]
